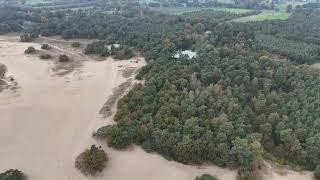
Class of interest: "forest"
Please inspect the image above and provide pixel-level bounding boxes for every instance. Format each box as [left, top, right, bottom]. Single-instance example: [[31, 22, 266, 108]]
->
[[1, 1, 320, 179], [247, 7, 320, 64]]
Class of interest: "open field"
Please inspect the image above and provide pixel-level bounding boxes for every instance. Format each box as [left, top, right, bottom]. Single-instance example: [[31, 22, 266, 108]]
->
[[149, 7, 253, 15], [216, 0, 234, 3], [25, 0, 47, 5], [233, 10, 289, 22]]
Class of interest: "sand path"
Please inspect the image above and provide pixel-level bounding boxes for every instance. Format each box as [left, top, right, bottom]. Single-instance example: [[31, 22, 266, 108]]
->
[[0, 35, 313, 180]]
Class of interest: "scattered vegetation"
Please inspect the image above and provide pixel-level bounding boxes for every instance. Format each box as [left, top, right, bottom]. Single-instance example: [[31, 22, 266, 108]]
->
[[24, 46, 36, 54], [75, 145, 107, 175], [0, 169, 24, 180]]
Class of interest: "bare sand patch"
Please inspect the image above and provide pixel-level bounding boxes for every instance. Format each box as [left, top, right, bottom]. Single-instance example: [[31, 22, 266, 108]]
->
[[310, 63, 320, 70], [261, 161, 313, 180]]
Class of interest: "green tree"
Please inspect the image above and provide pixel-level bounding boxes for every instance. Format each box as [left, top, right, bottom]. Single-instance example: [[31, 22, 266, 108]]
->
[[75, 145, 107, 175], [0, 169, 24, 180], [286, 4, 293, 13], [24, 46, 35, 54], [105, 126, 131, 149], [195, 174, 218, 180]]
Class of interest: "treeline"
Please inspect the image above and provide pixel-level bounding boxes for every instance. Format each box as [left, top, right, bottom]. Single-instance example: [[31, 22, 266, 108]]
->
[[36, 9, 187, 53], [0, 6, 42, 33]]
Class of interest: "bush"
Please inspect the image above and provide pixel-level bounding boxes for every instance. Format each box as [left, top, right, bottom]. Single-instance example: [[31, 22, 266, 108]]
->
[[114, 46, 134, 60], [24, 46, 35, 54], [75, 145, 107, 175], [0, 169, 24, 180], [0, 63, 7, 79], [94, 125, 111, 139], [315, 165, 320, 180], [195, 174, 217, 180], [58, 54, 69, 62], [100, 47, 110, 57], [39, 54, 52, 59], [41, 44, 51, 50], [71, 42, 81, 47], [84, 41, 105, 54], [20, 33, 37, 42]]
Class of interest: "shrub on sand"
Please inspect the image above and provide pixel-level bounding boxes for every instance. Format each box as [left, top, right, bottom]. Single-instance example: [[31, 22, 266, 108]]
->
[[41, 44, 51, 50], [0, 169, 24, 180], [0, 63, 7, 79], [39, 54, 52, 59], [75, 145, 107, 175], [24, 46, 35, 54], [195, 174, 218, 180], [58, 54, 70, 62], [71, 42, 81, 48]]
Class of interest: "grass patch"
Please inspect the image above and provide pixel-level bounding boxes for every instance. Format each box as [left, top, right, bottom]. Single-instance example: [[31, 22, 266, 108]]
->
[[149, 7, 253, 15], [25, 0, 46, 5], [232, 10, 289, 22], [216, 0, 234, 3]]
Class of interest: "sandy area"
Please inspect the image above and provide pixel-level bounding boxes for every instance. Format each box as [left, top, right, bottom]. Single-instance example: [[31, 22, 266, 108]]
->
[[0, 34, 313, 180], [310, 63, 320, 70]]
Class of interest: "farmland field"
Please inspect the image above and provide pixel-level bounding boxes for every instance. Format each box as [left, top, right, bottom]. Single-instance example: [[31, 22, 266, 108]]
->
[[149, 7, 253, 15], [25, 0, 46, 5], [232, 10, 289, 22]]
